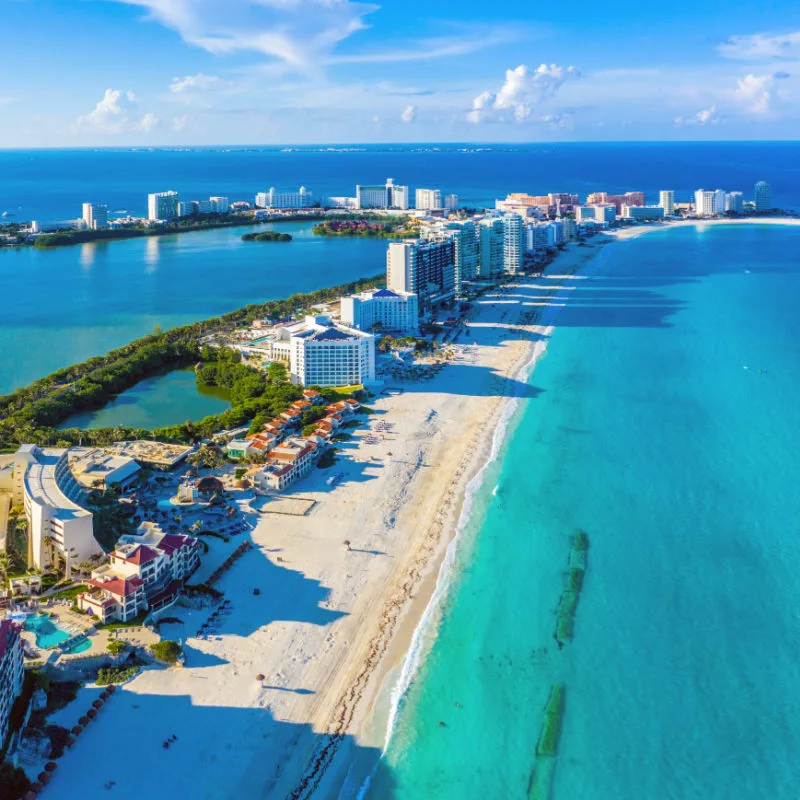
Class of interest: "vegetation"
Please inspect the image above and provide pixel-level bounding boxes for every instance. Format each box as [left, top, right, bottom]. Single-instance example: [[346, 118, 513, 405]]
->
[[85, 488, 136, 551], [33, 212, 271, 249], [107, 639, 127, 656], [96, 611, 148, 631], [96, 665, 139, 685], [312, 216, 417, 239], [0, 273, 383, 451], [317, 450, 336, 469], [0, 760, 30, 798], [241, 230, 292, 242], [4, 513, 29, 577], [149, 639, 182, 664], [47, 585, 87, 602]]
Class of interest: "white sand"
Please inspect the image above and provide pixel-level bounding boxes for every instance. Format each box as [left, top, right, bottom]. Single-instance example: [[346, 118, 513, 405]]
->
[[45, 217, 797, 799]]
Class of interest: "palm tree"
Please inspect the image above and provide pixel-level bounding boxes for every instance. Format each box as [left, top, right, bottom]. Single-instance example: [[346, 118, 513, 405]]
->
[[0, 553, 10, 591]]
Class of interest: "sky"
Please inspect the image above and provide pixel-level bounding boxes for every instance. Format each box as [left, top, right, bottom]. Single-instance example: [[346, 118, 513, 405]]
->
[[1, 0, 800, 146]]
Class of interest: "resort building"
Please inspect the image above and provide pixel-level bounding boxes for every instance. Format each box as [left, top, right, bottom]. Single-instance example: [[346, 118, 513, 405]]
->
[[754, 181, 772, 211], [576, 204, 617, 224], [478, 217, 505, 280], [444, 194, 459, 211], [415, 188, 443, 211], [68, 448, 140, 491], [15, 445, 99, 578], [694, 189, 725, 217], [255, 187, 314, 209], [340, 288, 420, 333], [101, 441, 193, 469], [585, 191, 645, 212], [386, 239, 456, 309], [178, 201, 198, 217], [147, 191, 179, 221], [263, 316, 375, 387], [253, 437, 316, 492], [356, 178, 408, 210], [658, 190, 675, 216], [209, 196, 230, 213], [501, 213, 525, 274], [78, 523, 201, 622], [725, 192, 744, 213], [621, 205, 665, 221], [421, 220, 479, 297], [0, 619, 24, 748], [81, 202, 108, 230], [562, 218, 578, 242]]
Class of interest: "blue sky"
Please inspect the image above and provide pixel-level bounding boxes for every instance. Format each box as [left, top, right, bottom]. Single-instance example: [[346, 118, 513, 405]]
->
[[1, 0, 800, 145]]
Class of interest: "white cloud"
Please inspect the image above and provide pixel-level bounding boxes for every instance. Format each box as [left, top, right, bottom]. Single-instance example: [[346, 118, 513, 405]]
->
[[172, 114, 189, 132], [400, 104, 417, 123], [115, 0, 378, 71], [72, 88, 159, 134], [735, 73, 774, 114], [467, 64, 580, 123], [674, 105, 720, 127], [718, 31, 800, 61], [170, 73, 222, 93]]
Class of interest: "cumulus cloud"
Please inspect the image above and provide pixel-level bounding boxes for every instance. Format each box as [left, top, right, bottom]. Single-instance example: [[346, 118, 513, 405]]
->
[[115, 0, 378, 71], [170, 74, 222, 93], [674, 105, 720, 127], [172, 114, 189, 132], [467, 64, 580, 123], [735, 73, 774, 114], [73, 89, 159, 134], [718, 31, 800, 60], [400, 104, 417, 123]]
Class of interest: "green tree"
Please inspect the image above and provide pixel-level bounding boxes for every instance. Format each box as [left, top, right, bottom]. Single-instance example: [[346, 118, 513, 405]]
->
[[150, 640, 182, 664]]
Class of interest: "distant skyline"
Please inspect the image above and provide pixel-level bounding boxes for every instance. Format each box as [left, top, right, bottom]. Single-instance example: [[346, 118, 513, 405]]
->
[[2, 1, 800, 146]]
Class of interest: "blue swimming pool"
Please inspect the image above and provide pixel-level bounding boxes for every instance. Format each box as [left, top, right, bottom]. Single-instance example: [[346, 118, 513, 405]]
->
[[25, 614, 92, 653]]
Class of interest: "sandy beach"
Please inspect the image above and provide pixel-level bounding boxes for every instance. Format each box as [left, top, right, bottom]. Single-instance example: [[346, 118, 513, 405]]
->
[[42, 216, 800, 800]]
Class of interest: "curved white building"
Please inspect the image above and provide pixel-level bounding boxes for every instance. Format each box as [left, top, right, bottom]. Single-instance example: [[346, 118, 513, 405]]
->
[[15, 445, 98, 577]]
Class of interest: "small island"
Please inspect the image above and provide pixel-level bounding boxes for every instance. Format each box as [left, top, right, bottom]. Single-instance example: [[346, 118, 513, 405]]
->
[[241, 231, 292, 243]]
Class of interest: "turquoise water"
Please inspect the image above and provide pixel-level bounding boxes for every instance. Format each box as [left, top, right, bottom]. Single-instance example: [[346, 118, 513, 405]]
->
[[25, 613, 91, 653], [373, 224, 800, 799], [58, 368, 230, 430], [0, 222, 387, 394]]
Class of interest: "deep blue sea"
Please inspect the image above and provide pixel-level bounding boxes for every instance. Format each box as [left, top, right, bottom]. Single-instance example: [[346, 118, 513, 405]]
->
[[1, 142, 800, 222], [370, 223, 800, 799]]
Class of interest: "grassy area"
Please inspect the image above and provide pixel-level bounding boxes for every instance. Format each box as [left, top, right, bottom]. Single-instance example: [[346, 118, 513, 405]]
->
[[96, 665, 140, 686], [48, 585, 86, 601], [95, 611, 148, 631]]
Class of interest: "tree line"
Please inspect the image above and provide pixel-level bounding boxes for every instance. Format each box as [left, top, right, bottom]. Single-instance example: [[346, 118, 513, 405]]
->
[[0, 273, 383, 450]]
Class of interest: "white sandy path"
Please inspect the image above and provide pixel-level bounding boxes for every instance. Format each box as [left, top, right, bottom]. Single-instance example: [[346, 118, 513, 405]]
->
[[41, 239, 640, 800]]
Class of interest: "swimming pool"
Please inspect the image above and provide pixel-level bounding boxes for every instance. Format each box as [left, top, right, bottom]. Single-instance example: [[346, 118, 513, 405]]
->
[[25, 614, 92, 653]]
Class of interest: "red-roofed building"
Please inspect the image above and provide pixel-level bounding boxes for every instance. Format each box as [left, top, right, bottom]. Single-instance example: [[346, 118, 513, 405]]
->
[[0, 619, 24, 746], [80, 575, 146, 623]]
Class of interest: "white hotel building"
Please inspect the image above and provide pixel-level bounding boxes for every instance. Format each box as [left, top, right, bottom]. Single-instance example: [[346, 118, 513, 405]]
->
[[255, 187, 314, 209], [0, 619, 24, 748], [147, 190, 179, 221], [340, 288, 419, 333], [14, 445, 100, 578], [261, 316, 376, 387]]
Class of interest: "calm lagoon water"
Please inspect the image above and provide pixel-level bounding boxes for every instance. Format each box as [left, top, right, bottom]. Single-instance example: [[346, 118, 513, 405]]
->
[[0, 221, 387, 394], [372, 224, 800, 800], [57, 368, 230, 431]]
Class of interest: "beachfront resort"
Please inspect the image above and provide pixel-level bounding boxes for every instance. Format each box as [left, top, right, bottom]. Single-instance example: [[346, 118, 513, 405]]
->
[[0, 174, 789, 799]]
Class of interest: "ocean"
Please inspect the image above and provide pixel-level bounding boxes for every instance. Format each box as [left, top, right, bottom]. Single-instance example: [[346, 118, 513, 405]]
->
[[2, 142, 800, 222], [370, 223, 800, 799]]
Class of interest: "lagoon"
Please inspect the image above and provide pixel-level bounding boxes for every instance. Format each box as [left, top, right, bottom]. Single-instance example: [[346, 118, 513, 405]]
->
[[0, 221, 387, 395], [57, 368, 230, 431]]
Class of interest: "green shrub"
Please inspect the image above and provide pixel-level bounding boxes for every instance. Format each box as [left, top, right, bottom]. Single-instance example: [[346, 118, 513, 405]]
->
[[149, 640, 182, 664], [96, 666, 139, 686]]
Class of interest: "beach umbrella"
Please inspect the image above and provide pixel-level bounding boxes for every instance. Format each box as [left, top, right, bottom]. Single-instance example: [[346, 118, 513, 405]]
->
[[29, 783, 43, 794], [79, 716, 89, 726], [38, 772, 51, 785], [256, 674, 264, 681], [100, 690, 110, 700], [87, 709, 97, 719], [65, 735, 76, 748], [93, 699, 103, 708], [71, 725, 82, 735], [24, 792, 37, 800], [45, 762, 57, 772]]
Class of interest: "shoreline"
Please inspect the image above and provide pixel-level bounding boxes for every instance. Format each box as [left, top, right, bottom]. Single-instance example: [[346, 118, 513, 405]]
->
[[40, 217, 798, 800]]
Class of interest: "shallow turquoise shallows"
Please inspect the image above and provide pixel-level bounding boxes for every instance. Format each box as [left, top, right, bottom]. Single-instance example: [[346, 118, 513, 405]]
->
[[370, 224, 800, 800], [57, 367, 231, 431], [0, 222, 388, 395]]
